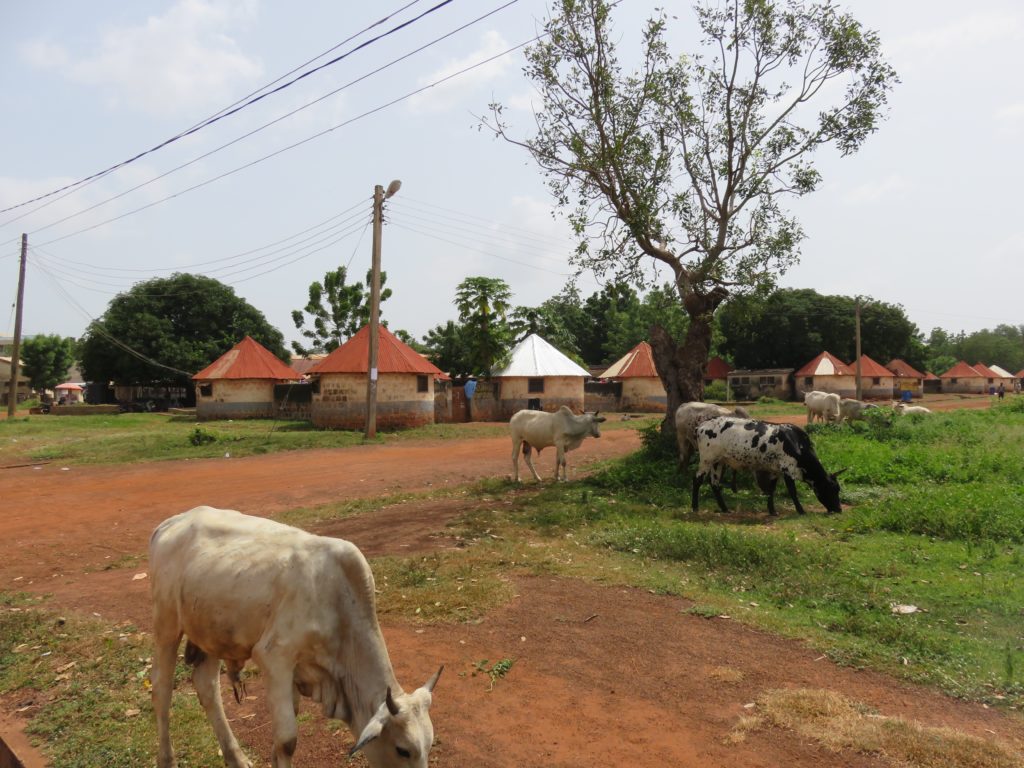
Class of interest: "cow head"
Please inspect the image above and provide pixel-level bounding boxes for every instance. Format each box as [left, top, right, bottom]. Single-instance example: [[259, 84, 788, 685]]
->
[[811, 468, 845, 514], [351, 666, 443, 768], [588, 411, 607, 438]]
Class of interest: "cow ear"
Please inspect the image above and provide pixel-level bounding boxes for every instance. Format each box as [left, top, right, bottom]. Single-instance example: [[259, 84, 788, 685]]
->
[[350, 717, 384, 756]]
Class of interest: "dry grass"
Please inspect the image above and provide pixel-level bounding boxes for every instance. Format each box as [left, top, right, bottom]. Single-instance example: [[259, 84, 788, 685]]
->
[[707, 665, 745, 684], [748, 688, 1022, 768]]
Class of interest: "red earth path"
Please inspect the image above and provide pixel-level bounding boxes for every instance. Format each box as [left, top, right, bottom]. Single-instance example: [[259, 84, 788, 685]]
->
[[3, 407, 1022, 767]]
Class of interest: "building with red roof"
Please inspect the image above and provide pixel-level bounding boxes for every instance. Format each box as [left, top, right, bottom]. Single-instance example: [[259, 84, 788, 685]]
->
[[704, 356, 732, 384], [193, 336, 301, 420], [851, 354, 895, 400], [939, 361, 986, 394], [886, 359, 924, 399], [794, 351, 856, 398], [308, 324, 444, 429], [600, 341, 664, 412]]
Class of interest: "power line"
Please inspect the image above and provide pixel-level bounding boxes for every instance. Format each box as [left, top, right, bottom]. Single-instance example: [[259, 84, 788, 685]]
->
[[4, 1, 520, 243], [31, 33, 543, 249], [0, 0, 458, 218]]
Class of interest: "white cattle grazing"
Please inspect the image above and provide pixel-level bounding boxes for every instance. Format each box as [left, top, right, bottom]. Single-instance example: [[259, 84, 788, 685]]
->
[[804, 390, 841, 423], [894, 402, 932, 415], [693, 417, 844, 516], [674, 402, 750, 470], [510, 406, 606, 481], [838, 398, 879, 424], [150, 507, 442, 768]]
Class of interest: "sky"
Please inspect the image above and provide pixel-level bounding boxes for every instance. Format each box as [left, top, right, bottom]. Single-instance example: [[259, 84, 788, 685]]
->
[[2, 0, 1022, 357]]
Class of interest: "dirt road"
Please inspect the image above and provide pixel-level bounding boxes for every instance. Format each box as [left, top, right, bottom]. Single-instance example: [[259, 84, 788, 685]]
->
[[3, 409, 1021, 767]]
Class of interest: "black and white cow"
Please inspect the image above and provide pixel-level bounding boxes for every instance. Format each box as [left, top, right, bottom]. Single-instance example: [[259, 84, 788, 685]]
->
[[692, 416, 844, 515]]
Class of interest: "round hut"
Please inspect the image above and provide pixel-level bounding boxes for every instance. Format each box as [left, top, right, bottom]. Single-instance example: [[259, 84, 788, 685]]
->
[[601, 341, 664, 413], [493, 333, 590, 419], [193, 336, 301, 420]]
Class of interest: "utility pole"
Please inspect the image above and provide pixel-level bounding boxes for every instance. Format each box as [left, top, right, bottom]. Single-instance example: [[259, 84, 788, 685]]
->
[[854, 298, 863, 401], [6, 234, 27, 418], [365, 180, 401, 438]]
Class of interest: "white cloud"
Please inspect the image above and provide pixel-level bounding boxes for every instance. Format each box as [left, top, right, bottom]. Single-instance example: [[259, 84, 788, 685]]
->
[[408, 30, 515, 114], [842, 174, 911, 205], [21, 0, 262, 116], [887, 12, 1022, 64]]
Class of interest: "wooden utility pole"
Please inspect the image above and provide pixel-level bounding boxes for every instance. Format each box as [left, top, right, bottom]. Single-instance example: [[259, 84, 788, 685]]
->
[[365, 185, 384, 439], [6, 234, 28, 418], [365, 180, 401, 439], [854, 298, 863, 401]]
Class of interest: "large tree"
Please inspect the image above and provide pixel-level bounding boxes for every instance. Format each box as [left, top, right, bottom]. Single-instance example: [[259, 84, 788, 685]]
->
[[454, 276, 513, 375], [79, 273, 287, 386], [291, 267, 391, 356], [20, 334, 77, 392], [487, 0, 896, 427]]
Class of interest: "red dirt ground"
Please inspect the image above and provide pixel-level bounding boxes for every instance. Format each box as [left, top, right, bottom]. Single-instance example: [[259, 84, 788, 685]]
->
[[4, 401, 1022, 767]]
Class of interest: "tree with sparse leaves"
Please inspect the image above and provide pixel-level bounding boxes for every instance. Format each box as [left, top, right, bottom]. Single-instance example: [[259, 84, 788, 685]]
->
[[290, 267, 391, 356], [486, 0, 897, 429]]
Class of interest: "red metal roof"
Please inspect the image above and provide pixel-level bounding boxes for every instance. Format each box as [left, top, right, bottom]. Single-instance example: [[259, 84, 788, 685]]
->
[[601, 341, 658, 378], [972, 362, 999, 378], [854, 354, 893, 378], [290, 355, 326, 375], [193, 336, 300, 381], [309, 325, 443, 376], [705, 356, 732, 380], [794, 351, 854, 377], [55, 382, 83, 391], [1017, 369, 1024, 379], [940, 361, 984, 379], [924, 371, 939, 380], [886, 358, 924, 379]]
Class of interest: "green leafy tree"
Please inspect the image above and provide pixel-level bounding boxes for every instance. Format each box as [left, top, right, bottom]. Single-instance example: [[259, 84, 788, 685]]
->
[[486, 0, 897, 427], [603, 285, 689, 364], [509, 304, 580, 359], [20, 334, 77, 391], [422, 320, 471, 375], [78, 273, 287, 386], [454, 276, 513, 374], [290, 267, 391, 356]]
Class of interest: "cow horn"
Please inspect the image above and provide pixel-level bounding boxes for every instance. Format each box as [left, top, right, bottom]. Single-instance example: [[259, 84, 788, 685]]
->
[[385, 686, 401, 716], [833, 467, 849, 477], [424, 664, 444, 693]]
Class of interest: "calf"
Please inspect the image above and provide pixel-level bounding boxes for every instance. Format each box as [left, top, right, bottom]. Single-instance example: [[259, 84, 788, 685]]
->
[[804, 390, 840, 423], [894, 403, 932, 415], [838, 398, 879, 424], [510, 406, 606, 481], [693, 417, 843, 516], [150, 507, 442, 768]]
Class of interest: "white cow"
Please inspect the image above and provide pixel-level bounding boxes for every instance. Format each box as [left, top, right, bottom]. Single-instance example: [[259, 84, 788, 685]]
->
[[674, 402, 750, 470], [150, 507, 442, 768], [510, 406, 606, 481], [804, 390, 841, 423], [894, 402, 932, 415], [838, 398, 879, 424]]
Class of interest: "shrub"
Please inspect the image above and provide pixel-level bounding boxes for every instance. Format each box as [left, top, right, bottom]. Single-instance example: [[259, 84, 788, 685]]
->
[[188, 427, 217, 446]]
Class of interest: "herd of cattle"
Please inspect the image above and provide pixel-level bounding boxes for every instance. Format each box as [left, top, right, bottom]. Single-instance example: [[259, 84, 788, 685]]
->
[[149, 393, 934, 767]]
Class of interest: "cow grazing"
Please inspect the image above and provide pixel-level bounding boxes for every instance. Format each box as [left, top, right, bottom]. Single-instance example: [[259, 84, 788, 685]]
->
[[693, 417, 844, 516], [804, 390, 841, 424], [838, 398, 879, 424], [674, 402, 751, 490], [894, 402, 932, 415], [510, 406, 606, 482], [150, 507, 442, 768]]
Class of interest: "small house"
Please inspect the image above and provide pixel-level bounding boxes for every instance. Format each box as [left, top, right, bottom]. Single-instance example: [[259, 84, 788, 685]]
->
[[794, 351, 856, 398], [193, 336, 302, 420], [600, 341, 663, 413], [727, 368, 794, 401], [852, 354, 895, 400], [939, 361, 987, 394], [886, 358, 924, 399], [54, 382, 84, 404], [972, 363, 1001, 393], [492, 333, 590, 419], [309, 325, 444, 430], [987, 364, 1016, 392], [704, 356, 732, 386], [923, 371, 941, 394], [0, 355, 31, 407]]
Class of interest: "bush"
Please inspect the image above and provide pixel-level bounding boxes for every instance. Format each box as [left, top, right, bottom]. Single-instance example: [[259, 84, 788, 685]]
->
[[188, 427, 217, 446], [703, 381, 727, 400]]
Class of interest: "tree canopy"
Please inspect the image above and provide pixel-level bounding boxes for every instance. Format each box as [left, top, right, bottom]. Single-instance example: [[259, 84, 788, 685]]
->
[[454, 276, 513, 375], [290, 267, 390, 356], [78, 273, 287, 386], [20, 334, 77, 392], [487, 0, 897, 424]]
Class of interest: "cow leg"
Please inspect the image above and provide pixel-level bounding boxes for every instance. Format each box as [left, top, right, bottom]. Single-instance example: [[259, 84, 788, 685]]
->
[[678, 442, 692, 474], [754, 471, 778, 516], [691, 472, 703, 512], [522, 443, 542, 482], [151, 622, 182, 768], [511, 439, 522, 482], [258, 658, 299, 768], [192, 653, 251, 768], [709, 480, 730, 514], [556, 445, 567, 481], [783, 475, 806, 515]]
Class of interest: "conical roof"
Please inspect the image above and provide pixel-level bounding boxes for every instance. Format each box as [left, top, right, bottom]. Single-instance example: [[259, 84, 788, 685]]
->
[[493, 334, 590, 378], [853, 354, 893, 378], [193, 336, 300, 381], [940, 361, 984, 379], [795, 351, 855, 377], [886, 358, 924, 379], [989, 364, 1014, 378], [602, 341, 658, 378], [973, 362, 999, 378], [308, 325, 443, 376]]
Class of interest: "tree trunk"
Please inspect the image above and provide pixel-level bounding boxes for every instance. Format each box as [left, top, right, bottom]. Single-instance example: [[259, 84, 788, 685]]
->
[[650, 286, 729, 436]]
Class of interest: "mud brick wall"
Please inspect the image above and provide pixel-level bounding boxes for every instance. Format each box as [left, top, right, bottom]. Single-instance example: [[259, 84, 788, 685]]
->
[[498, 376, 583, 420], [311, 372, 434, 429], [196, 380, 276, 420], [619, 378, 666, 413]]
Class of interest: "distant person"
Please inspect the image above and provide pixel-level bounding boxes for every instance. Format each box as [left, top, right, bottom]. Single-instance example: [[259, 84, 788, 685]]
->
[[997, 383, 1006, 400]]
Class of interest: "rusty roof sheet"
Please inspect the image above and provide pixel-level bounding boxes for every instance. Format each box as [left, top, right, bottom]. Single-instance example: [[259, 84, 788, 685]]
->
[[193, 337, 300, 381], [601, 341, 658, 378], [972, 362, 1000, 378], [705, 356, 732, 380], [886, 358, 924, 379], [308, 325, 443, 376], [940, 361, 984, 379], [794, 351, 855, 377]]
